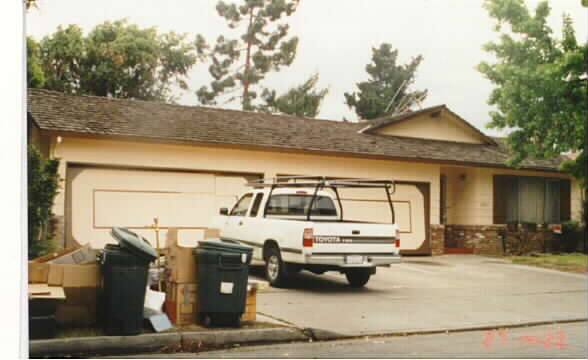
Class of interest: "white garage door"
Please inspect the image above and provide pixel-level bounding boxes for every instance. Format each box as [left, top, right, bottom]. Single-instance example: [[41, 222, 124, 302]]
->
[[336, 183, 429, 254], [66, 166, 257, 249]]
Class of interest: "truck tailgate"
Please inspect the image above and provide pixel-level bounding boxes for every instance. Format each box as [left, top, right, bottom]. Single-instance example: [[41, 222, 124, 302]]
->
[[309, 222, 398, 254]]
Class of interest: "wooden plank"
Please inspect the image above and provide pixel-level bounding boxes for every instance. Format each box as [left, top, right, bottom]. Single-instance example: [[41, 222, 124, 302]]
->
[[28, 283, 66, 300]]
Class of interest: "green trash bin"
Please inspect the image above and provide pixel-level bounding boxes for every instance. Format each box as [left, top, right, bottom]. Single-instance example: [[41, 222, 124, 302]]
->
[[100, 227, 159, 336], [195, 238, 253, 327]]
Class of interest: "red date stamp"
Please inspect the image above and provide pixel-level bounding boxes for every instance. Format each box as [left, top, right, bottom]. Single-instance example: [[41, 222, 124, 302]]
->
[[482, 329, 567, 349]]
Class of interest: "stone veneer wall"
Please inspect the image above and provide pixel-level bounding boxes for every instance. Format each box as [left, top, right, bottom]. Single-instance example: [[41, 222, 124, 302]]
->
[[444, 225, 505, 255], [502, 224, 556, 255], [443, 224, 557, 255], [430, 224, 445, 256]]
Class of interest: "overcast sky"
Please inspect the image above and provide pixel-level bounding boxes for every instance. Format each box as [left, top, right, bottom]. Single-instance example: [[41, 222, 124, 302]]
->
[[26, 0, 587, 136]]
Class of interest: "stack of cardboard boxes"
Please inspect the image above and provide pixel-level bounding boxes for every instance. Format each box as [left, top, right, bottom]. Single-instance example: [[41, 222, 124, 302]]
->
[[28, 245, 102, 327], [163, 228, 259, 326], [163, 228, 201, 325]]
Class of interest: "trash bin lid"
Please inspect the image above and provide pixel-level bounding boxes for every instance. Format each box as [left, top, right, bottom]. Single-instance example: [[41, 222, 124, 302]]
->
[[110, 227, 159, 263], [198, 238, 253, 254]]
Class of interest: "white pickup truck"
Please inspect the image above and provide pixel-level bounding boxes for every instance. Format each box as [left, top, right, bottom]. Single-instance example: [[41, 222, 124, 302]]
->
[[210, 177, 401, 287]]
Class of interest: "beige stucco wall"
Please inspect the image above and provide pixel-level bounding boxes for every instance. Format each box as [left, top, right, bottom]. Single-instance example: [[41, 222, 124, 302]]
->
[[51, 137, 441, 249], [441, 165, 581, 225], [375, 111, 484, 144], [47, 135, 581, 249]]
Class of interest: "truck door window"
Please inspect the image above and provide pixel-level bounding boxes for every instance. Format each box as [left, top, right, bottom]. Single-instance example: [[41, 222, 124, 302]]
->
[[230, 193, 253, 216], [266, 195, 337, 216], [249, 193, 264, 217]]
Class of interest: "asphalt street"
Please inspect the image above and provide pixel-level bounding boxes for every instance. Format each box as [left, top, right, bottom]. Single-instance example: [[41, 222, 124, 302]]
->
[[120, 321, 588, 358]]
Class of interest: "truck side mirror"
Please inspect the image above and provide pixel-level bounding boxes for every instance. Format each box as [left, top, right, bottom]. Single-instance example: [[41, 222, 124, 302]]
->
[[219, 207, 229, 216]]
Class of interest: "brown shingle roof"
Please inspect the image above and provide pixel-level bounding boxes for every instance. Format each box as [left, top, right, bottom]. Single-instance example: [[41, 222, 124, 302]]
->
[[27, 88, 564, 172]]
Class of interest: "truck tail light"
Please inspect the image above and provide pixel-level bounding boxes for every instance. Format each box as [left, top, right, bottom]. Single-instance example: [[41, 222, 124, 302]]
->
[[303, 228, 314, 247], [395, 229, 400, 248]]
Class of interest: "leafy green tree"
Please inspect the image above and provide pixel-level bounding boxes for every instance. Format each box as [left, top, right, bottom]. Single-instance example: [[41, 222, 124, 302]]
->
[[37, 24, 85, 95], [477, 0, 587, 187], [259, 73, 328, 118], [196, 0, 300, 111], [26, 37, 45, 88], [29, 20, 206, 102], [344, 43, 427, 120], [28, 145, 61, 259]]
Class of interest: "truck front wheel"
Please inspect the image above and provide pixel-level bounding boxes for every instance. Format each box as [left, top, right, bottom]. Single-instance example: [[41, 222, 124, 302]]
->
[[265, 247, 288, 288], [346, 269, 371, 287]]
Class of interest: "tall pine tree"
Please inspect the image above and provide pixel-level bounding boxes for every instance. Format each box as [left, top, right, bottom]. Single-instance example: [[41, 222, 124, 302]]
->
[[196, 0, 300, 111], [259, 73, 328, 118], [344, 43, 427, 120]]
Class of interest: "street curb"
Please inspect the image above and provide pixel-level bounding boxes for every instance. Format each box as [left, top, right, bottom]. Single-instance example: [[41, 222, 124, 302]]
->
[[29, 318, 588, 357], [305, 318, 588, 341], [29, 327, 308, 358], [181, 327, 308, 346], [29, 332, 182, 358]]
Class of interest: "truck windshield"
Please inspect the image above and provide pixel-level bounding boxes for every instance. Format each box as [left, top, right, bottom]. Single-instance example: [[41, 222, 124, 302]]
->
[[266, 195, 337, 216]]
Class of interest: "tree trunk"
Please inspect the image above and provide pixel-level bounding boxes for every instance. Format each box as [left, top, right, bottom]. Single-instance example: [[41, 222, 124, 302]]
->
[[242, 8, 254, 110]]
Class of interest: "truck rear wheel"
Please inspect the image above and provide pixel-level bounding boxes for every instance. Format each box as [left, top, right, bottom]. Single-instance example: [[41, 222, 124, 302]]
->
[[265, 247, 289, 288], [346, 269, 371, 287]]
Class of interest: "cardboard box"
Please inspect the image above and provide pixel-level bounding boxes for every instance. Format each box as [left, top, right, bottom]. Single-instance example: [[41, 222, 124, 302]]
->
[[31, 245, 82, 263], [28, 262, 50, 283], [165, 281, 258, 325], [204, 228, 220, 239], [55, 304, 97, 326], [164, 282, 199, 325], [241, 310, 256, 322], [62, 287, 99, 306], [241, 287, 257, 322], [49, 244, 98, 265], [165, 229, 198, 283], [48, 264, 102, 310], [48, 264, 101, 288]]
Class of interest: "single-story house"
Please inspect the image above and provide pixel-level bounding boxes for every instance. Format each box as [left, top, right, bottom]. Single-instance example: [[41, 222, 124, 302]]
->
[[27, 88, 583, 255]]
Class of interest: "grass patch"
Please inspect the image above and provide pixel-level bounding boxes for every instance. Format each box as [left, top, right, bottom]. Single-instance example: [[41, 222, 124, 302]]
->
[[508, 253, 587, 274]]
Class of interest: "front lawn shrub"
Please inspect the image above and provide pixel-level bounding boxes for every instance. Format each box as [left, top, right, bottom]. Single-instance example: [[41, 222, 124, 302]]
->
[[28, 145, 61, 259], [560, 221, 583, 253]]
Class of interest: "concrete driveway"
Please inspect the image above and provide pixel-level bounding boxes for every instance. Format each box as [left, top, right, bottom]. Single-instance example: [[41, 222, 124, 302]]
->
[[252, 255, 587, 337]]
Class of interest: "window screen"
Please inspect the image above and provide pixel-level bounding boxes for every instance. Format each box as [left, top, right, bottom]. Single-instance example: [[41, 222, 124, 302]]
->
[[266, 195, 337, 216]]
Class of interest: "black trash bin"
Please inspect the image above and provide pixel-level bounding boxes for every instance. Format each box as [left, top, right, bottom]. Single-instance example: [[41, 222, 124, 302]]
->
[[29, 297, 58, 340], [195, 238, 253, 327], [100, 227, 159, 336]]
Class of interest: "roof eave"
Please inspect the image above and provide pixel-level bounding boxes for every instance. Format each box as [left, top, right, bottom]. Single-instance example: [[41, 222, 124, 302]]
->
[[38, 128, 564, 174]]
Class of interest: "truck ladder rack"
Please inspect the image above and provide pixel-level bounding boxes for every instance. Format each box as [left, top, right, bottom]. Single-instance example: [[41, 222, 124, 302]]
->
[[247, 176, 396, 224]]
